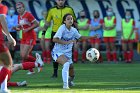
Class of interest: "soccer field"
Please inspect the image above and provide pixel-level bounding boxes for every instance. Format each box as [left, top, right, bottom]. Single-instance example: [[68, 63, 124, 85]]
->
[[10, 62, 140, 93]]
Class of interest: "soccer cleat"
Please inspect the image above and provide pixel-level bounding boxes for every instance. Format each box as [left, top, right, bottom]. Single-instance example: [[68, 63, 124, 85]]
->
[[51, 74, 58, 78], [63, 86, 70, 89], [35, 53, 44, 72], [17, 81, 27, 86], [26, 71, 35, 75], [0, 89, 11, 93], [35, 53, 44, 67], [69, 81, 75, 87]]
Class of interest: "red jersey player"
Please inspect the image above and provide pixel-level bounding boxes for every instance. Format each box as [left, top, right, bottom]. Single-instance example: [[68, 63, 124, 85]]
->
[[0, 0, 16, 92], [13, 2, 43, 74]]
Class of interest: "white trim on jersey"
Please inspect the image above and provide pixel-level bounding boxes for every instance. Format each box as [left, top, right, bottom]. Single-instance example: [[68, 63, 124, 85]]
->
[[0, 14, 6, 17]]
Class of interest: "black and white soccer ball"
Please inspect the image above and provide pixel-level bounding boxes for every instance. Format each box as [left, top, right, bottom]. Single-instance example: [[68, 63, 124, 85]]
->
[[86, 48, 100, 62]]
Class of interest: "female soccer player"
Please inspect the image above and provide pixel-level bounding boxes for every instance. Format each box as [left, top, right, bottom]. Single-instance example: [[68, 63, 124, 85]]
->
[[52, 13, 97, 89], [14, 2, 40, 74], [77, 10, 90, 63], [103, 8, 117, 63], [38, 10, 52, 63], [0, 0, 16, 92], [121, 11, 135, 63], [89, 10, 103, 63]]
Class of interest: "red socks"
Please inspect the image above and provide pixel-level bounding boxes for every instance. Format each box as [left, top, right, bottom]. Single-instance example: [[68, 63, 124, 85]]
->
[[112, 52, 117, 62], [99, 53, 103, 62], [82, 51, 86, 61], [42, 50, 51, 63], [46, 50, 51, 64], [124, 51, 128, 61], [22, 62, 36, 70], [73, 50, 78, 63], [124, 51, 133, 62], [0, 67, 11, 84], [107, 51, 111, 61], [8, 82, 18, 87]]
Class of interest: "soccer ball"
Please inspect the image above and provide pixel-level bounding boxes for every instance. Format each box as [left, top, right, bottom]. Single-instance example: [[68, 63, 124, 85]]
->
[[86, 48, 100, 62]]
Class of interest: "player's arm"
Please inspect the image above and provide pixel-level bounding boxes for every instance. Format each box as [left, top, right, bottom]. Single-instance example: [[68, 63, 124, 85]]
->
[[43, 21, 51, 34], [78, 19, 90, 30], [27, 20, 39, 31], [53, 37, 75, 44], [90, 19, 102, 31], [128, 20, 135, 39], [74, 28, 97, 41], [107, 18, 116, 30], [0, 15, 16, 46], [42, 10, 52, 35], [0, 15, 9, 35]]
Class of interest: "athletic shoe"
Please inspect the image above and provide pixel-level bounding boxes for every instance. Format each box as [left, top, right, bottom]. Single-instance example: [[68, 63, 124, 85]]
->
[[26, 71, 35, 75], [35, 53, 44, 66], [69, 81, 75, 87], [63, 86, 70, 89], [0, 89, 11, 93], [17, 81, 27, 86], [51, 74, 58, 78], [35, 53, 44, 72]]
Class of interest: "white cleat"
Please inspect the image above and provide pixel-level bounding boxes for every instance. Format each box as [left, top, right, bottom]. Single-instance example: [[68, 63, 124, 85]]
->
[[17, 80, 27, 86], [26, 71, 35, 75], [63, 86, 70, 89], [35, 53, 44, 66], [0, 89, 11, 93], [35, 53, 44, 72]]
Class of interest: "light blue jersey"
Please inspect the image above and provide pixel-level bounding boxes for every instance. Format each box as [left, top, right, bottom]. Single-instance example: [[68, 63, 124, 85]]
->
[[52, 24, 81, 62], [6, 15, 18, 32], [90, 18, 103, 38]]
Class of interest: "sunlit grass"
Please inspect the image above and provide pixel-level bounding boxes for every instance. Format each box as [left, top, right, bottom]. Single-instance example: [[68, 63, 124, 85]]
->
[[9, 62, 140, 93]]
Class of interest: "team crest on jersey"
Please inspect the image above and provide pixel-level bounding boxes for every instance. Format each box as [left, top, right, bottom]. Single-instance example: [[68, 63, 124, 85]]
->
[[19, 18, 30, 25]]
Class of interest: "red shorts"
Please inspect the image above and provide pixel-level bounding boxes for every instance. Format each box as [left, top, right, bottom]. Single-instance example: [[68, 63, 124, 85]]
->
[[45, 39, 51, 42], [90, 37, 101, 44], [121, 39, 135, 43], [103, 37, 115, 43], [0, 42, 8, 53], [21, 39, 36, 45]]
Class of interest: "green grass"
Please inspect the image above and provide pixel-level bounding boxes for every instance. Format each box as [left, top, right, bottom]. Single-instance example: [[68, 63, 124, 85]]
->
[[9, 62, 140, 93]]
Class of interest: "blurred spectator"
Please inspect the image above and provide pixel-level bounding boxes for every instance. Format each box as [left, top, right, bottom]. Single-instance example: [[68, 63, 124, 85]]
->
[[77, 10, 90, 63], [89, 10, 103, 63], [102, 8, 117, 63], [6, 6, 18, 59], [121, 10, 135, 63], [38, 10, 52, 63]]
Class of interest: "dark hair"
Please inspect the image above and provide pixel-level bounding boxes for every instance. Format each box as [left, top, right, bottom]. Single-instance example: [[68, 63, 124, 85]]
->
[[93, 10, 100, 17], [62, 13, 72, 24]]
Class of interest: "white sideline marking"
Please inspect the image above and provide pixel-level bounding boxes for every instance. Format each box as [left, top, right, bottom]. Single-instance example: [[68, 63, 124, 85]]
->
[[83, 87, 140, 90]]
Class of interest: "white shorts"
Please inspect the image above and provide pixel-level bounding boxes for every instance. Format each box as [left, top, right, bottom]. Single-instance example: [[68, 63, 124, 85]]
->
[[51, 52, 73, 64]]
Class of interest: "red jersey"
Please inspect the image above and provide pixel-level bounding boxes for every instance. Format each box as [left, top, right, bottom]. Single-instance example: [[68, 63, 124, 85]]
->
[[0, 3, 8, 42], [18, 11, 36, 40]]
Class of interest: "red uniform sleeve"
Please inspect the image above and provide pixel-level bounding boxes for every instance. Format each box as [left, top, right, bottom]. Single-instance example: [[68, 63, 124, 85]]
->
[[0, 5, 8, 15], [87, 19, 90, 24], [114, 18, 116, 25], [27, 12, 36, 23], [100, 19, 104, 25]]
